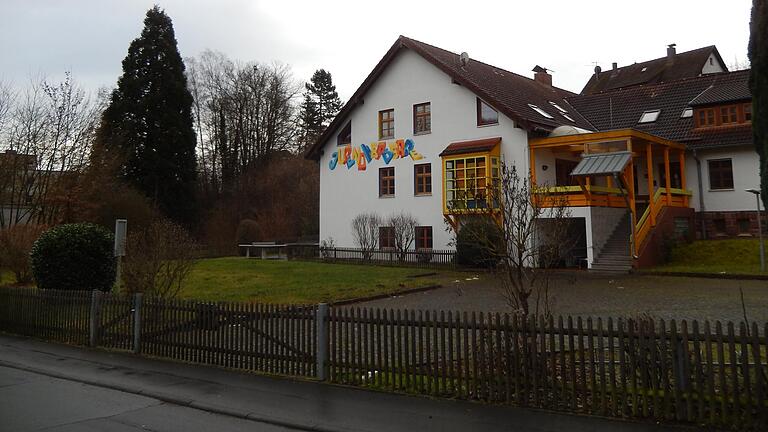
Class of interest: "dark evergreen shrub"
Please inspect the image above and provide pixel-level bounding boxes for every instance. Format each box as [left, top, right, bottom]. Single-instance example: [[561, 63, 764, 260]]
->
[[455, 219, 503, 268], [30, 223, 116, 291]]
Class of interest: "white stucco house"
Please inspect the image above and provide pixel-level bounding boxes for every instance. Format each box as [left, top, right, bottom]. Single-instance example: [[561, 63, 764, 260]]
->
[[305, 36, 760, 271]]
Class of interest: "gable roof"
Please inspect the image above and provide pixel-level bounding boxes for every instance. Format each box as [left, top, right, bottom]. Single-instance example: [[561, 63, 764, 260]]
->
[[305, 36, 595, 160], [568, 69, 752, 150], [580, 46, 726, 95]]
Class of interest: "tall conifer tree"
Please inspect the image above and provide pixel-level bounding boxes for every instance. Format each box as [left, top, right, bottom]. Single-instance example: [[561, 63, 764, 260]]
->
[[299, 69, 342, 149], [97, 6, 197, 224], [750, 0, 768, 207]]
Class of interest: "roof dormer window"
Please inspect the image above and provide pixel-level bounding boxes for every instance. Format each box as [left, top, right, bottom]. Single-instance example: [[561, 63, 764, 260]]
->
[[528, 104, 554, 119], [681, 108, 693, 118], [638, 109, 661, 123]]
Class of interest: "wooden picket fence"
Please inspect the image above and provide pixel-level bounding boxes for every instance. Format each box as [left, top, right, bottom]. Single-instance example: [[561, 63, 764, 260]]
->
[[327, 308, 768, 430], [1, 286, 766, 429], [139, 298, 316, 377], [319, 247, 456, 269]]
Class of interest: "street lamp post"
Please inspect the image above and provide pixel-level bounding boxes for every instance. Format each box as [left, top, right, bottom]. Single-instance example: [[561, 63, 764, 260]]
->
[[745, 189, 765, 272]]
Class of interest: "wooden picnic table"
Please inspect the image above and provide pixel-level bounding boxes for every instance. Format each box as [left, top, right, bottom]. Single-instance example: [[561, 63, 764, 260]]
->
[[239, 242, 288, 260]]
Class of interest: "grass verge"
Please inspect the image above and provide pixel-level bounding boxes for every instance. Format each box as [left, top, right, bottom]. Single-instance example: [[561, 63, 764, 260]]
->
[[654, 239, 767, 275], [180, 257, 455, 304]]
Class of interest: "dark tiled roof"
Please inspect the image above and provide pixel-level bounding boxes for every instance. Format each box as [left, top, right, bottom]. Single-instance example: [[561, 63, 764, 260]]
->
[[568, 70, 752, 150], [306, 36, 595, 160], [680, 126, 754, 150], [439, 137, 501, 156], [402, 37, 596, 131], [581, 46, 726, 95], [689, 79, 752, 106]]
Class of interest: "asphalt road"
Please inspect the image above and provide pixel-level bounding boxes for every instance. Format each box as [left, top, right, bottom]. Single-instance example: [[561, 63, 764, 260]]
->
[[0, 366, 293, 432]]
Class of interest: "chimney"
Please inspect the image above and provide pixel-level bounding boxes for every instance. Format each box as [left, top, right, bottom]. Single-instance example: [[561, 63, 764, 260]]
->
[[667, 43, 677, 64], [532, 65, 552, 86], [612, 62, 618, 71]]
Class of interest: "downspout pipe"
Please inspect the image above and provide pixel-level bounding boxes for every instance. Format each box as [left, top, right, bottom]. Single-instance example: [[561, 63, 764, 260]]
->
[[692, 149, 707, 239]]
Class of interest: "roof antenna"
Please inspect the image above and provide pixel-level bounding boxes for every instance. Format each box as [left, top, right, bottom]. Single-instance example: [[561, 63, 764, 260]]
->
[[609, 97, 614, 129]]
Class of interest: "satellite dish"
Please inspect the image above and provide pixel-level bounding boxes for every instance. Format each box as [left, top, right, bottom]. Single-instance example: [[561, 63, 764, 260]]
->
[[460, 52, 469, 67]]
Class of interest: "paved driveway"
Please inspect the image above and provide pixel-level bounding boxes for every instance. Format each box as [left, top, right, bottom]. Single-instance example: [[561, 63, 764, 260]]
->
[[352, 272, 768, 323]]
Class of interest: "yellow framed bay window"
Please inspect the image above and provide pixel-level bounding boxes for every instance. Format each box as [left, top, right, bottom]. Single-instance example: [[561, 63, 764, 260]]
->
[[440, 137, 501, 214]]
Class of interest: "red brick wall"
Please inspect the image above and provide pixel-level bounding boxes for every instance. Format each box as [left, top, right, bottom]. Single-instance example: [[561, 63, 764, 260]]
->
[[695, 211, 767, 239], [635, 207, 696, 268]]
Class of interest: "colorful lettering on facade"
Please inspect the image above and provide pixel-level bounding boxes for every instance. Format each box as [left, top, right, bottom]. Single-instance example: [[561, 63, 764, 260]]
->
[[328, 138, 424, 171]]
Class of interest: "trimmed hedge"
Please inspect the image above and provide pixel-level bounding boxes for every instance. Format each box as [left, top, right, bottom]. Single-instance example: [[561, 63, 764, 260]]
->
[[30, 223, 116, 291]]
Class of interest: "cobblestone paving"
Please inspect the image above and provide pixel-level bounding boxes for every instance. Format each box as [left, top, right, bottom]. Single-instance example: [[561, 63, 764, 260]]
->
[[352, 272, 768, 323]]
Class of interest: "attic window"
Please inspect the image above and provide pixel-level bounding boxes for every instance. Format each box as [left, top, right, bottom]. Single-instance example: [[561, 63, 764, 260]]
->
[[681, 108, 693, 118], [638, 109, 661, 123], [528, 104, 554, 119], [561, 113, 575, 122], [549, 101, 568, 113], [337, 121, 351, 146], [641, 67, 648, 73], [477, 98, 499, 126]]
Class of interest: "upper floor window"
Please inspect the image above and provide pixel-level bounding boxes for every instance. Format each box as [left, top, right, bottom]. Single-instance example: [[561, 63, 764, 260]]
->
[[696, 104, 752, 128], [337, 121, 351, 146], [445, 156, 499, 210], [379, 109, 394, 139], [555, 159, 579, 186], [697, 108, 716, 127], [720, 106, 738, 125], [708, 159, 734, 190], [477, 98, 498, 126], [414, 163, 432, 195], [379, 166, 395, 197], [413, 102, 431, 134]]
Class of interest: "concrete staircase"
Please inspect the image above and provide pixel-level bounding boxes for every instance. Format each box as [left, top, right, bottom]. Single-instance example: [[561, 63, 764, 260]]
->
[[590, 215, 633, 274]]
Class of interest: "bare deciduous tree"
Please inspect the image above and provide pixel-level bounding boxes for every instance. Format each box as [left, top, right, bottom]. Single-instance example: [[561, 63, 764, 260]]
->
[[449, 162, 573, 317], [186, 51, 300, 198], [0, 73, 100, 229], [387, 211, 418, 261], [122, 218, 199, 299], [351, 212, 381, 261]]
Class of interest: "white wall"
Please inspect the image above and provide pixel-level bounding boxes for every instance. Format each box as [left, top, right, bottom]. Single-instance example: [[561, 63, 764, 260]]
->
[[701, 53, 726, 75], [685, 146, 761, 212], [318, 48, 528, 250]]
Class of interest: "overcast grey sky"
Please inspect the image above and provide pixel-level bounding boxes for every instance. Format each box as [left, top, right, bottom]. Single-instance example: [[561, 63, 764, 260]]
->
[[0, 0, 753, 98]]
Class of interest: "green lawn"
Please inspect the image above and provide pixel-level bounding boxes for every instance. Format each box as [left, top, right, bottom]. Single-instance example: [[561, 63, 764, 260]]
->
[[179, 257, 454, 304], [654, 239, 767, 275], [0, 268, 15, 286]]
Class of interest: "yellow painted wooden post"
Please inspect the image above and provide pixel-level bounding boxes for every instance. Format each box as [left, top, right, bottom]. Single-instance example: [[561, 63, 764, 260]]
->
[[664, 148, 672, 205], [646, 142, 655, 226], [530, 148, 537, 185], [679, 150, 688, 207]]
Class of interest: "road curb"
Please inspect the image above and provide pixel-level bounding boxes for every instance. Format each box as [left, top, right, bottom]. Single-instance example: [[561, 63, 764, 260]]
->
[[639, 270, 768, 281], [329, 284, 443, 306], [0, 358, 340, 432]]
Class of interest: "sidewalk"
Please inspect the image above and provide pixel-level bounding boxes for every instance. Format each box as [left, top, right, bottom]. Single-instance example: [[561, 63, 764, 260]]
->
[[0, 334, 692, 432]]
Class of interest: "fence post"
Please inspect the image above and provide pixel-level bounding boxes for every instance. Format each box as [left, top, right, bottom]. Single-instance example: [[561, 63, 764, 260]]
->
[[89, 290, 103, 347], [132, 293, 143, 354], [316, 303, 329, 381]]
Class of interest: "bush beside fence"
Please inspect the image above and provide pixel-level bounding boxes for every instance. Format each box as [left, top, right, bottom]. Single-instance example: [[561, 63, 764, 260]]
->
[[0, 286, 765, 429]]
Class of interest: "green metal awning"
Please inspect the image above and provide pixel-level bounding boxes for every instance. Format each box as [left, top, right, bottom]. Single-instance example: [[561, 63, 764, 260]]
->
[[571, 151, 631, 177]]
